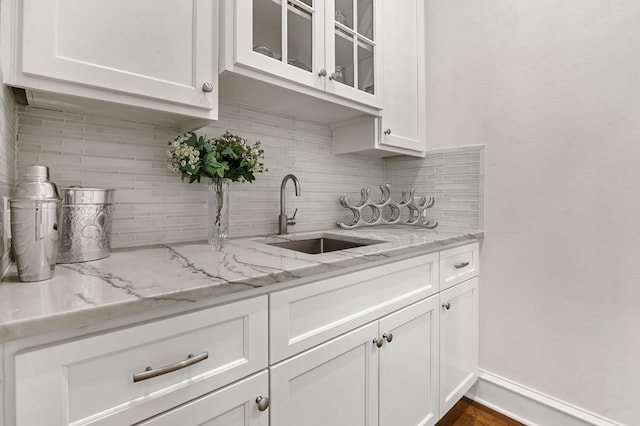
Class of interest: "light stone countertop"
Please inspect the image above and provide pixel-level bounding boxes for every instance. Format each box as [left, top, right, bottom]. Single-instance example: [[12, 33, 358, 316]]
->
[[0, 227, 483, 343]]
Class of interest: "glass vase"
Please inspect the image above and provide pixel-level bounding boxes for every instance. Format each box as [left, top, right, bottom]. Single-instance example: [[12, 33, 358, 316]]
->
[[208, 178, 230, 247]]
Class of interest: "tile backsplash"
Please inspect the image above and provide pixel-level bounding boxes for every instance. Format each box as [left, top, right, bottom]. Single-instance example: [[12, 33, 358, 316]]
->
[[1, 84, 18, 275], [386, 145, 485, 232], [16, 103, 386, 247], [10, 99, 484, 250]]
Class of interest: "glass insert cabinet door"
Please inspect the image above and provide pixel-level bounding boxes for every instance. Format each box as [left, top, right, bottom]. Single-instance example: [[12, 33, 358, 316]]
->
[[236, 0, 326, 91], [325, 0, 380, 106], [234, 0, 380, 107]]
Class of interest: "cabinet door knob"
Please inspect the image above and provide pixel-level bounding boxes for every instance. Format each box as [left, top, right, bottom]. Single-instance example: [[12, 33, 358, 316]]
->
[[373, 337, 384, 348], [329, 72, 337, 80], [384, 129, 392, 135], [442, 302, 451, 310], [383, 332, 393, 343], [202, 82, 214, 93], [318, 69, 327, 77], [256, 395, 270, 411]]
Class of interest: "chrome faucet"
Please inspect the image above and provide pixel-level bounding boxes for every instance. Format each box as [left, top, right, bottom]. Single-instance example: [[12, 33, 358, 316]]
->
[[278, 174, 301, 235]]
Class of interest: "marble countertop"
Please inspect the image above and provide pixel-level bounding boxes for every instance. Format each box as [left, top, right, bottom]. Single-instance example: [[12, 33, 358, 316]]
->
[[0, 227, 483, 343]]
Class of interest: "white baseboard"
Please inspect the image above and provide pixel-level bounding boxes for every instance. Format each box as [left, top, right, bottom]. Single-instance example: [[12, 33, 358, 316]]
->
[[465, 369, 626, 426]]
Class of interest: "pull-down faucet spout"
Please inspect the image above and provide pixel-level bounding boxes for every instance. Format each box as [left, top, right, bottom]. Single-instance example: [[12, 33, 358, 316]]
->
[[278, 174, 301, 235]]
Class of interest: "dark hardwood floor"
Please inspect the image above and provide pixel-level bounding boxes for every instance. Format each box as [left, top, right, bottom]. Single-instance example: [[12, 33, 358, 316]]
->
[[436, 397, 526, 426]]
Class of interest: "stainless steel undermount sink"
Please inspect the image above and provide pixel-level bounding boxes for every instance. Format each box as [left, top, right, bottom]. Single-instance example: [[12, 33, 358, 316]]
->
[[265, 235, 384, 254]]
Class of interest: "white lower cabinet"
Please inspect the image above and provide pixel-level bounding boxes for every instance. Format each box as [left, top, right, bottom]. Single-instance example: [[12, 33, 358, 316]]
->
[[379, 297, 440, 426], [269, 253, 439, 363], [270, 322, 379, 426], [270, 296, 440, 426], [439, 277, 479, 415], [12, 296, 268, 425], [6, 242, 479, 426], [138, 370, 269, 426]]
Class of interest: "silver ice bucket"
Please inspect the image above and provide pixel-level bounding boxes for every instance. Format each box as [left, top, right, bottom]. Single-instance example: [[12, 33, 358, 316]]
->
[[10, 165, 62, 282], [57, 187, 116, 264]]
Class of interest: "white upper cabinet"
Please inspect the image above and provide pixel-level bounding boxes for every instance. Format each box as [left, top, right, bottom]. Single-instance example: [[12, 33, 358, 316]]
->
[[220, 0, 382, 120], [377, 0, 425, 153], [332, 0, 426, 157], [235, 0, 326, 92], [325, 0, 381, 107], [1, 0, 218, 128]]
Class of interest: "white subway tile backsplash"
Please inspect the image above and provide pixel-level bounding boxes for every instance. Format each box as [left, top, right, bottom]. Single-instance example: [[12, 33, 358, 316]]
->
[[0, 84, 18, 277], [385, 145, 485, 231], [14, 103, 387, 247], [12, 102, 484, 249]]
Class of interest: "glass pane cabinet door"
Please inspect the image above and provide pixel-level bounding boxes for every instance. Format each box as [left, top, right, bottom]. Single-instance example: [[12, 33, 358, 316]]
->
[[234, 0, 379, 107], [287, 1, 313, 73], [236, 0, 324, 90], [326, 0, 380, 106], [252, 0, 283, 63]]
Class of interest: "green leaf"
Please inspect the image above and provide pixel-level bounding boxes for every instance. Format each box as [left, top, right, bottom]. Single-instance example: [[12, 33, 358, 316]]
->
[[243, 171, 255, 182], [204, 152, 221, 167], [222, 146, 237, 159], [185, 132, 198, 148]]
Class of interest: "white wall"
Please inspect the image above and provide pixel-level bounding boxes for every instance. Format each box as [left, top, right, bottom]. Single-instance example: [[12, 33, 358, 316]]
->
[[427, 1, 640, 424]]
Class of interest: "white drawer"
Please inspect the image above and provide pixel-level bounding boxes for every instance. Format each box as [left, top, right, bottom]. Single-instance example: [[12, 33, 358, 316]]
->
[[439, 242, 479, 291], [270, 253, 438, 363], [137, 370, 269, 426], [15, 295, 268, 426]]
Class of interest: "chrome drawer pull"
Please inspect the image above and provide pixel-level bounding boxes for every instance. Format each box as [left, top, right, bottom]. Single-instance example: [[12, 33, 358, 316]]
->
[[133, 351, 209, 383], [454, 261, 470, 269]]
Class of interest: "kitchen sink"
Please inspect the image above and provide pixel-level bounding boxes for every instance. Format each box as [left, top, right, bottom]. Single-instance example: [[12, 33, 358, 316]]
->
[[265, 235, 384, 254]]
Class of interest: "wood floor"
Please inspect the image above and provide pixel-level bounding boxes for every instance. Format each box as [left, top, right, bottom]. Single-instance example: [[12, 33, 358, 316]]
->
[[436, 397, 526, 426]]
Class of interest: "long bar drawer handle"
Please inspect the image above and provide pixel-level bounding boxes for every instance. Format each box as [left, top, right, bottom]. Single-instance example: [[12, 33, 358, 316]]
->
[[133, 352, 209, 383], [454, 261, 470, 269]]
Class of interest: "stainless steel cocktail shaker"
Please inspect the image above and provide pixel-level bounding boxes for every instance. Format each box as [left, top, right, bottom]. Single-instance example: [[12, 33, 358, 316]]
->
[[9, 165, 62, 282]]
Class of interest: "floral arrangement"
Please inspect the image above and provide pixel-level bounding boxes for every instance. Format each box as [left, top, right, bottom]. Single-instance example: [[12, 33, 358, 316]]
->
[[168, 131, 266, 184], [168, 131, 266, 245]]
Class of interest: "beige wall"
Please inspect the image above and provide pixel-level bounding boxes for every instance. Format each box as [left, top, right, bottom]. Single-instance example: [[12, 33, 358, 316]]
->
[[426, 0, 640, 424]]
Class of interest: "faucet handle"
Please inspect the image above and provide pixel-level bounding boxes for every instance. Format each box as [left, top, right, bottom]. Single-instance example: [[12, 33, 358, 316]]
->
[[287, 208, 298, 226]]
